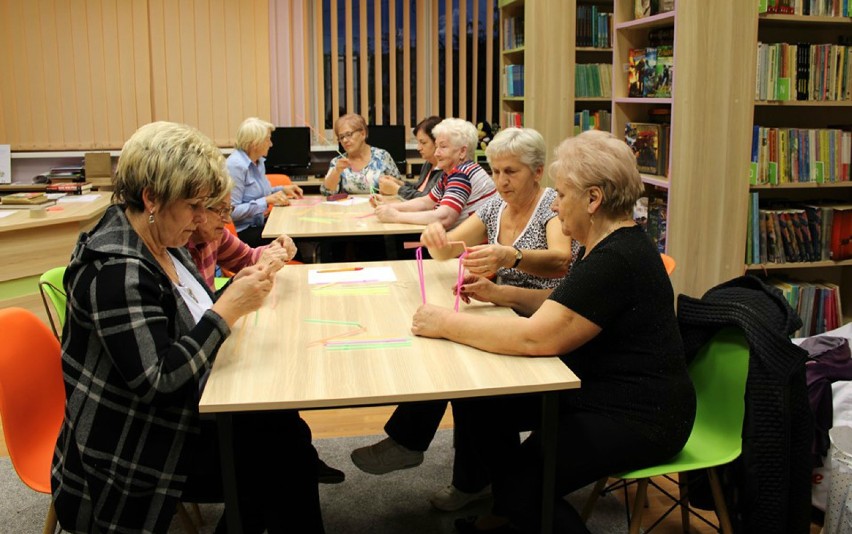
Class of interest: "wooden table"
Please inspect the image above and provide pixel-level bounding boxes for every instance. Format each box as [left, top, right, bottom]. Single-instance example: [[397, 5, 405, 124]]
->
[[261, 195, 425, 239], [200, 259, 580, 533], [0, 194, 111, 319]]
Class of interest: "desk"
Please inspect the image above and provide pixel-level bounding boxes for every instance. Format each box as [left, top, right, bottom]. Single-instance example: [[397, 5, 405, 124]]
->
[[199, 259, 580, 532], [261, 195, 425, 239], [0, 194, 111, 319]]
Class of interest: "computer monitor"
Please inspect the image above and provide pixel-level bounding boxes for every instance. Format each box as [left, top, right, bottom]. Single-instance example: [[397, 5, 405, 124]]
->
[[265, 126, 311, 172], [339, 124, 407, 169]]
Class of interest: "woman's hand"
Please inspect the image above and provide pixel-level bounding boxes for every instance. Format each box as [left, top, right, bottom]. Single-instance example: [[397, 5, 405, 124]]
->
[[271, 234, 297, 261], [374, 204, 399, 222], [334, 157, 351, 174], [283, 184, 304, 198], [463, 244, 513, 277], [411, 303, 451, 338], [420, 222, 450, 250], [265, 191, 290, 207], [455, 273, 501, 305], [213, 264, 276, 326], [256, 246, 289, 272], [378, 175, 402, 195]]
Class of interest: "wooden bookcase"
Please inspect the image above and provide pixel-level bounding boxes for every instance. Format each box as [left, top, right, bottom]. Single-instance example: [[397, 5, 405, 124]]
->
[[574, 0, 614, 134], [611, 0, 757, 299], [745, 13, 852, 321]]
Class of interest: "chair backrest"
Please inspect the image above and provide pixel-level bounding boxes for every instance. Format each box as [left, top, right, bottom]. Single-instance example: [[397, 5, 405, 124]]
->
[[689, 327, 750, 453], [38, 266, 68, 339], [661, 253, 676, 275], [266, 173, 292, 187], [0, 308, 65, 493]]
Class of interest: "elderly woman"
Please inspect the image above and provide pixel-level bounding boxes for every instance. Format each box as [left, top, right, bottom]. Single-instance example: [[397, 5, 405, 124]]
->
[[228, 117, 303, 247], [411, 130, 696, 533], [322, 113, 402, 195], [352, 127, 579, 512], [52, 122, 325, 533], [378, 116, 443, 199], [373, 118, 496, 229]]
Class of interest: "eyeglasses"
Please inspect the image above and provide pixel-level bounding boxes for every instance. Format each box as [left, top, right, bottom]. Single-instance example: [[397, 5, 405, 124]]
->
[[207, 205, 234, 219], [337, 129, 363, 142]]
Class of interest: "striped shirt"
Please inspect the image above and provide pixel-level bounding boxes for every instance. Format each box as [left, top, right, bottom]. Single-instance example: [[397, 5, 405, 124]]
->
[[428, 160, 496, 228], [186, 230, 267, 290]]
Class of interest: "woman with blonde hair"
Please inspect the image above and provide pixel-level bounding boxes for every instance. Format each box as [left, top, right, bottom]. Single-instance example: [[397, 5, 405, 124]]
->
[[228, 117, 303, 247], [411, 130, 695, 533]]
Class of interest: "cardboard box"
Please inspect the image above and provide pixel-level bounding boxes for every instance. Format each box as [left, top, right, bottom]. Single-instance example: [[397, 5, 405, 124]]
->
[[84, 152, 113, 190]]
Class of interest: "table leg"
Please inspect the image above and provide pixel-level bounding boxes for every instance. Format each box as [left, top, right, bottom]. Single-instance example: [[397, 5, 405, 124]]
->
[[216, 413, 242, 534], [383, 235, 398, 260], [540, 391, 558, 534]]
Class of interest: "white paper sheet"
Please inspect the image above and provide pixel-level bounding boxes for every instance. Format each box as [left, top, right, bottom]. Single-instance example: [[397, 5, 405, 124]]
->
[[58, 194, 102, 203], [308, 266, 397, 285], [324, 196, 370, 206], [0, 211, 16, 219]]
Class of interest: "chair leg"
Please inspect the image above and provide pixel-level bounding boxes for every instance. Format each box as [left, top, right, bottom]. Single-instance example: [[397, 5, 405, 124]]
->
[[176, 502, 199, 534], [628, 478, 649, 534], [43, 501, 58, 534], [580, 477, 609, 522], [707, 467, 733, 534], [677, 472, 690, 533]]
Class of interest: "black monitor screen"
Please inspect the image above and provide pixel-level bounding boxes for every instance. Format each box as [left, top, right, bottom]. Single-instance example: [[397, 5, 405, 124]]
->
[[339, 125, 407, 167], [266, 127, 311, 171]]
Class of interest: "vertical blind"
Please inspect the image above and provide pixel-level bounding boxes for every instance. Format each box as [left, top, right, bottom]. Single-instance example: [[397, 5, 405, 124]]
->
[[0, 0, 270, 150], [304, 0, 499, 139]]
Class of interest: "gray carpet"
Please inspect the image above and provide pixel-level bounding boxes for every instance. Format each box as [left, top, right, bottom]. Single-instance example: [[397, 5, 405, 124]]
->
[[0, 431, 629, 533]]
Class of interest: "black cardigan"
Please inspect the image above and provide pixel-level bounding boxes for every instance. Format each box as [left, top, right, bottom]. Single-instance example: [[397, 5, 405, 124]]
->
[[677, 275, 812, 534]]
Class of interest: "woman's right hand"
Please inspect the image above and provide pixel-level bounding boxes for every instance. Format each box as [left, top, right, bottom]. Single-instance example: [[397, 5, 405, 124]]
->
[[420, 222, 449, 250], [265, 191, 290, 206], [455, 273, 500, 305], [212, 264, 275, 326], [378, 175, 401, 195]]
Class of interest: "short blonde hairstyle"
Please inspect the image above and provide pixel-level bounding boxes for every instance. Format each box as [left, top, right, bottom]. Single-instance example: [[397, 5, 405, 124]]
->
[[432, 118, 478, 159], [113, 122, 230, 212], [235, 117, 274, 153], [550, 130, 643, 217], [485, 127, 546, 172], [333, 114, 368, 138]]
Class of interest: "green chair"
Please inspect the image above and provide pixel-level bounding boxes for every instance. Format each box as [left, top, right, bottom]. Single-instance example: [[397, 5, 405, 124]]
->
[[38, 267, 68, 339], [582, 327, 750, 534]]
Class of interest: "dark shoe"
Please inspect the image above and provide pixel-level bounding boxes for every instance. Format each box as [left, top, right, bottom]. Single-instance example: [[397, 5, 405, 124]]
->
[[454, 516, 521, 534], [317, 458, 345, 484]]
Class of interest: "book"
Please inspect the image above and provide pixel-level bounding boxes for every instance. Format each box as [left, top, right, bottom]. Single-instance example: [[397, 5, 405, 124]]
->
[[0, 199, 57, 210], [628, 48, 647, 97], [625, 122, 663, 175], [653, 45, 674, 97], [1, 192, 50, 205], [46, 182, 93, 195]]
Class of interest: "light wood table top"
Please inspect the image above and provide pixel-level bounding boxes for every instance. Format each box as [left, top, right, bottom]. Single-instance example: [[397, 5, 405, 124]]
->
[[199, 259, 580, 414], [261, 195, 426, 238], [0, 193, 111, 233]]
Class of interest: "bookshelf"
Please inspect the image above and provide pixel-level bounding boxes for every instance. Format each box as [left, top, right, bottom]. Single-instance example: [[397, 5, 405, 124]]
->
[[498, 0, 573, 171], [745, 11, 852, 325], [575, 1, 613, 134], [612, 0, 757, 299]]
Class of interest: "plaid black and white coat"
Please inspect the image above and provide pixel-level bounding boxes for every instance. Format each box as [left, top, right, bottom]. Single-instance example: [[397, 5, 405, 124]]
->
[[51, 205, 230, 533]]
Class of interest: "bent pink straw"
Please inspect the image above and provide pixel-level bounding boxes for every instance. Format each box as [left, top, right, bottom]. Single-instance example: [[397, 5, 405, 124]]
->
[[454, 250, 468, 312]]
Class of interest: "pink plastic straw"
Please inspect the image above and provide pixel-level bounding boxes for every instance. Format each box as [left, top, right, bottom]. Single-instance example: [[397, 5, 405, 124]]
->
[[416, 247, 426, 305], [454, 250, 468, 312]]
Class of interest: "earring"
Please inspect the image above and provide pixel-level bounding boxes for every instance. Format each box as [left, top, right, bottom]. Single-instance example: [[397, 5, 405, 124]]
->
[[148, 211, 155, 224]]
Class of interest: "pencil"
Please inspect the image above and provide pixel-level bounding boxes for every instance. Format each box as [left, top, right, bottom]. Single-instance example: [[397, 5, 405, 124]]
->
[[317, 267, 364, 273]]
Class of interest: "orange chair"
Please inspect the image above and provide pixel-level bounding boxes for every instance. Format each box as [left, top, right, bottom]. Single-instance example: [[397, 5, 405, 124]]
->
[[266, 173, 292, 188], [0, 308, 62, 534], [661, 253, 676, 275]]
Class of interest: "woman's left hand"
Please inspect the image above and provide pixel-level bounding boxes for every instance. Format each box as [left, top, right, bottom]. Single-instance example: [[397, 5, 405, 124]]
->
[[462, 244, 513, 277], [374, 204, 398, 222], [411, 304, 451, 338], [283, 184, 304, 198]]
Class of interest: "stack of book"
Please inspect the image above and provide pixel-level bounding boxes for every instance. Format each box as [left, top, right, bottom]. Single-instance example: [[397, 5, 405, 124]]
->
[[41, 163, 85, 183], [45, 182, 93, 195], [0, 192, 56, 209]]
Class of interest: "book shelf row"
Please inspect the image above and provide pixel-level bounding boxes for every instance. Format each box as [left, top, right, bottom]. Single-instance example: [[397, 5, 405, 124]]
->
[[756, 42, 851, 102], [503, 64, 525, 97], [576, 5, 612, 48], [575, 63, 612, 98], [627, 46, 673, 98], [750, 126, 852, 186], [760, 0, 851, 16], [502, 15, 524, 49], [574, 109, 612, 135], [773, 278, 842, 336], [745, 194, 852, 265]]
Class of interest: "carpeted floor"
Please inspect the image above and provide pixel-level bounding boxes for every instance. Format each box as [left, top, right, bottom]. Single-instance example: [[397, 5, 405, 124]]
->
[[0, 431, 629, 533]]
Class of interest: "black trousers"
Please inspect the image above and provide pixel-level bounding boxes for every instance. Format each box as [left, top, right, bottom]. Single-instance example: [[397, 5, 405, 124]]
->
[[183, 411, 324, 534], [452, 393, 682, 534], [385, 401, 490, 493]]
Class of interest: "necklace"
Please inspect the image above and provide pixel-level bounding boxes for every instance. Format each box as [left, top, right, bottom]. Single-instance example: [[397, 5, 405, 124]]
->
[[589, 218, 633, 251]]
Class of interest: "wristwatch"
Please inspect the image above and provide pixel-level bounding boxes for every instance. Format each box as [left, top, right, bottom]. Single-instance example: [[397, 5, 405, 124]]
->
[[511, 247, 523, 269]]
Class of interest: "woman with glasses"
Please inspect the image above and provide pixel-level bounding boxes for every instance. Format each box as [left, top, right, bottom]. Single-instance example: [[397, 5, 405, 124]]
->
[[322, 114, 402, 195], [378, 116, 443, 199], [227, 117, 304, 247]]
